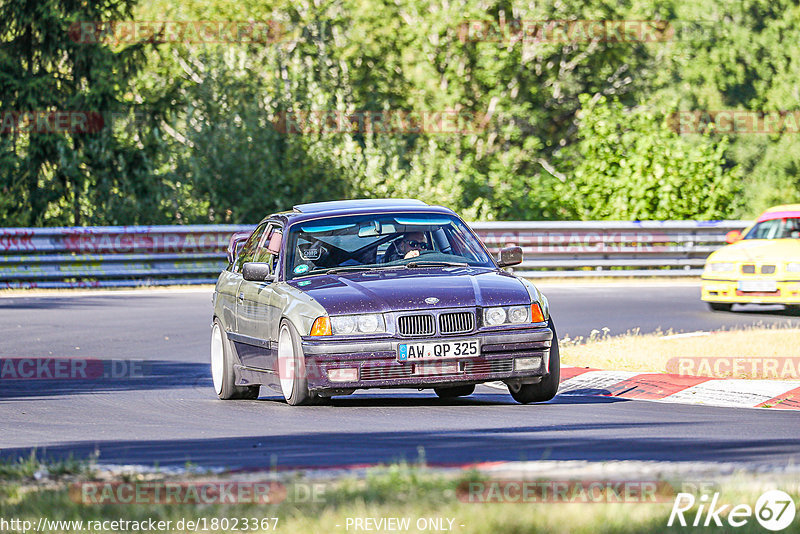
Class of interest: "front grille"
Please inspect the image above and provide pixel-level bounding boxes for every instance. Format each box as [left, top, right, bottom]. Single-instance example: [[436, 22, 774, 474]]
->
[[742, 264, 756, 274], [361, 365, 414, 380], [761, 264, 776, 274], [439, 311, 475, 334], [464, 359, 514, 374], [398, 314, 435, 336]]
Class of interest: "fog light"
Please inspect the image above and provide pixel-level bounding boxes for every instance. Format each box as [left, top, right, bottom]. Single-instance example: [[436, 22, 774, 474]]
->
[[328, 368, 358, 382], [515, 356, 542, 371]]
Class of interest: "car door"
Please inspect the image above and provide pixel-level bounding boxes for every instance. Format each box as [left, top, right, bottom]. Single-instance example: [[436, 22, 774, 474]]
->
[[217, 222, 268, 335], [235, 223, 283, 371]]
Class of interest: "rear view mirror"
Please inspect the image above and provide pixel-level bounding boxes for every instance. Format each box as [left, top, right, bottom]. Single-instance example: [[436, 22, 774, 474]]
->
[[497, 246, 523, 267], [358, 220, 381, 237], [242, 262, 273, 282], [725, 230, 743, 244]]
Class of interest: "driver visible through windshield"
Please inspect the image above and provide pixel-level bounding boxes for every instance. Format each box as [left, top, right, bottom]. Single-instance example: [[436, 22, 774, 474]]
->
[[285, 213, 494, 279]]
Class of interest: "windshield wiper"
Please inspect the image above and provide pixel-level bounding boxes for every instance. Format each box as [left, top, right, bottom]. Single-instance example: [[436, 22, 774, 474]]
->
[[324, 266, 375, 275], [405, 261, 469, 268], [325, 264, 408, 275]]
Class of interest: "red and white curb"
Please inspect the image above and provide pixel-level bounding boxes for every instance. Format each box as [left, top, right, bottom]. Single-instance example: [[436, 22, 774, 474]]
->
[[554, 366, 800, 410]]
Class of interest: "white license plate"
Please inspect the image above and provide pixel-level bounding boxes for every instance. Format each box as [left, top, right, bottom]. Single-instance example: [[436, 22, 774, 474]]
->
[[397, 339, 480, 362], [738, 280, 777, 292]]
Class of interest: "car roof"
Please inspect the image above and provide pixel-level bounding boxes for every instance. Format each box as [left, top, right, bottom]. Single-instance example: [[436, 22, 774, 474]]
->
[[293, 199, 427, 213], [757, 204, 800, 222], [263, 199, 457, 227]]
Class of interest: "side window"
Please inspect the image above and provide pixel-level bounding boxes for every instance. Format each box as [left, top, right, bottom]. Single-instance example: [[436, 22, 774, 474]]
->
[[233, 222, 268, 273], [253, 225, 283, 274]]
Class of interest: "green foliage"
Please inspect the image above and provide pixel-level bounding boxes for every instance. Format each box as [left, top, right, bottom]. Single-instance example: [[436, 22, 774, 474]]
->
[[0, 0, 794, 225], [560, 95, 742, 220], [0, 0, 171, 226]]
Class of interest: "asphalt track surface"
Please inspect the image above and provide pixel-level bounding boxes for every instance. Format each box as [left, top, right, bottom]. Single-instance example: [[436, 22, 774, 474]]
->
[[1, 283, 799, 470]]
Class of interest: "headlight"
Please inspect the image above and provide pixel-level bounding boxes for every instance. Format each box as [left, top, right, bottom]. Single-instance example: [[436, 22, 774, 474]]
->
[[709, 262, 735, 272], [787, 262, 800, 273], [484, 307, 507, 326], [330, 314, 385, 335], [508, 306, 529, 323], [484, 304, 544, 326]]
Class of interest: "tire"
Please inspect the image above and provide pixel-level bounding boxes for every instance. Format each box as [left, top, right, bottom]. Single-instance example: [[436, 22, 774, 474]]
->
[[277, 320, 316, 406], [708, 302, 733, 312], [211, 319, 260, 400], [434, 384, 475, 398], [508, 317, 561, 404]]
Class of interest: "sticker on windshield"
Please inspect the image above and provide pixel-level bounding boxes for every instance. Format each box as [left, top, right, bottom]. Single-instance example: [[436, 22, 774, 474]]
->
[[297, 280, 311, 286], [294, 264, 310, 274], [299, 247, 321, 260]]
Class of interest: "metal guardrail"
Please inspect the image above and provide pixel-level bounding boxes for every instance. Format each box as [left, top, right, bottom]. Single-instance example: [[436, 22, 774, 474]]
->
[[0, 221, 749, 288]]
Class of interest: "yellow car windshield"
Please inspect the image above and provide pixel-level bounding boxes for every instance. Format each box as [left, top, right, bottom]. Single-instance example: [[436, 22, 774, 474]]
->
[[744, 217, 800, 240]]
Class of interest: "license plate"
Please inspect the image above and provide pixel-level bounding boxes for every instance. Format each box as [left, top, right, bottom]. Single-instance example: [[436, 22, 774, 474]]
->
[[397, 339, 480, 362], [738, 280, 777, 292]]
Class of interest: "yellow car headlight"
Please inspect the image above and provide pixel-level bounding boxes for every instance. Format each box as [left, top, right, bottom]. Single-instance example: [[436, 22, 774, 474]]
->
[[786, 262, 800, 273], [708, 262, 735, 272]]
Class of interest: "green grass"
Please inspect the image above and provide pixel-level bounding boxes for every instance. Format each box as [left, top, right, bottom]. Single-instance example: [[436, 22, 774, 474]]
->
[[2, 456, 798, 533]]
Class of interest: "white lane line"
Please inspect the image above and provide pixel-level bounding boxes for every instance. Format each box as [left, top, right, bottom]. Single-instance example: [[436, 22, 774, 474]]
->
[[660, 379, 800, 407]]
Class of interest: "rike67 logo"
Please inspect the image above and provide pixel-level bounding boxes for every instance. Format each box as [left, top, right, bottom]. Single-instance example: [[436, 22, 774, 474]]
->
[[668, 490, 796, 531]]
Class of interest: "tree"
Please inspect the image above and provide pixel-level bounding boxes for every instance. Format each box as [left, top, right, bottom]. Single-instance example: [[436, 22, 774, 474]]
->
[[558, 95, 742, 220], [0, 0, 159, 226]]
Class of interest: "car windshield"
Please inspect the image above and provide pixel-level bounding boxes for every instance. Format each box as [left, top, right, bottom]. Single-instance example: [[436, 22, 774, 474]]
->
[[743, 217, 800, 240], [285, 212, 495, 279]]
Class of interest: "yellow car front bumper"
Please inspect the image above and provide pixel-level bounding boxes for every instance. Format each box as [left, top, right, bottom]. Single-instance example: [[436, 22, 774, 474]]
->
[[701, 278, 800, 304]]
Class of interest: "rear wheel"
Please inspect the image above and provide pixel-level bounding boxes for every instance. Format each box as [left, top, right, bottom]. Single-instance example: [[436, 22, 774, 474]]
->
[[508, 317, 561, 404], [211, 319, 260, 400], [277, 320, 317, 406], [434, 384, 475, 398], [708, 302, 733, 312]]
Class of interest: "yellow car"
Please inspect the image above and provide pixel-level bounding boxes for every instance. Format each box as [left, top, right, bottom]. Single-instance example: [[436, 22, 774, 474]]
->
[[701, 204, 800, 312]]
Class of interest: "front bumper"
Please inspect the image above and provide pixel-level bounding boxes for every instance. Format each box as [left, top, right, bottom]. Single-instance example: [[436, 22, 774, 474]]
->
[[701, 278, 800, 304], [300, 326, 553, 393]]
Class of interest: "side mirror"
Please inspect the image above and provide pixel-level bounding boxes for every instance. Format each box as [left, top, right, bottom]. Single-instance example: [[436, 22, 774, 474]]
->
[[725, 230, 743, 244], [242, 262, 274, 282], [497, 246, 523, 268], [227, 231, 252, 264]]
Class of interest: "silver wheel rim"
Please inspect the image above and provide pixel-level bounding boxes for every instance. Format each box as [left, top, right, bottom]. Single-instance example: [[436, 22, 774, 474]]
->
[[211, 323, 224, 395], [278, 325, 294, 401]]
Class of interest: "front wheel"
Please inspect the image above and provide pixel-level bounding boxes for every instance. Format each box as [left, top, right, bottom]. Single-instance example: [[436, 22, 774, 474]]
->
[[211, 319, 260, 400], [277, 320, 317, 406], [434, 384, 475, 398], [508, 317, 561, 404]]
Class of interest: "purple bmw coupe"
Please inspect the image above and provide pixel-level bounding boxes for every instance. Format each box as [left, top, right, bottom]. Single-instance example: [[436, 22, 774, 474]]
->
[[211, 199, 559, 405]]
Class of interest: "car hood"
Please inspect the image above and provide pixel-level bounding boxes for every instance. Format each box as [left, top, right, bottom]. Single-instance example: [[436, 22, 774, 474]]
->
[[285, 267, 530, 315], [708, 239, 800, 263]]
